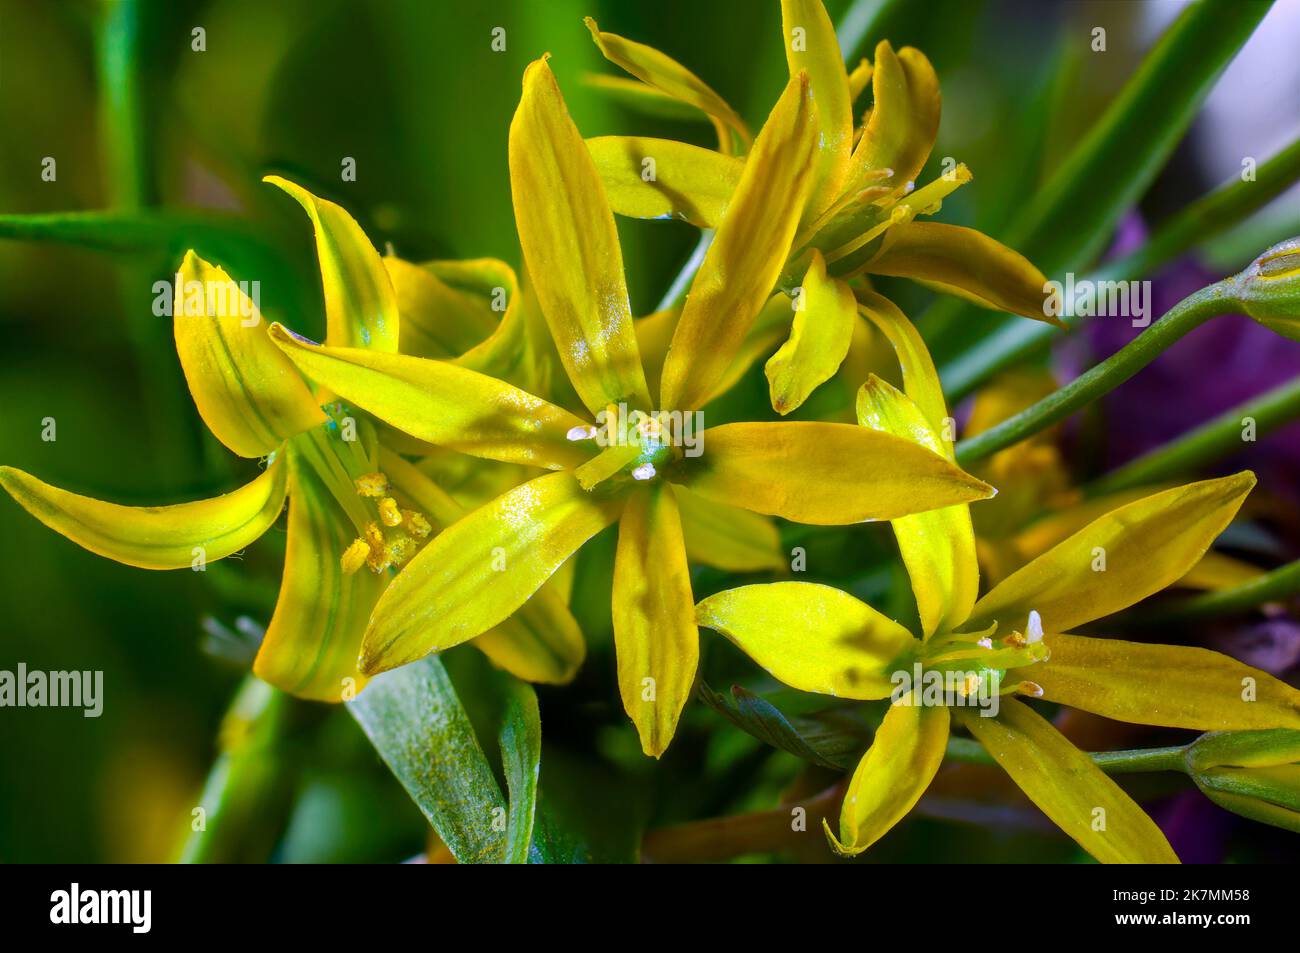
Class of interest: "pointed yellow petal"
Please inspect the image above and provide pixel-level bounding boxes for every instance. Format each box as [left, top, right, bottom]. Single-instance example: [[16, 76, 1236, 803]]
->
[[660, 74, 818, 412], [263, 176, 398, 351], [679, 422, 993, 525], [966, 472, 1257, 635], [269, 325, 592, 471], [675, 484, 785, 572], [379, 448, 585, 685], [847, 58, 873, 104], [587, 136, 743, 229], [509, 58, 652, 416], [1178, 550, 1267, 591], [696, 582, 918, 699], [765, 251, 857, 414], [0, 459, 286, 571], [848, 41, 939, 190], [254, 445, 380, 701], [361, 472, 622, 674], [956, 699, 1179, 864], [383, 256, 497, 359], [781, 0, 853, 218], [855, 289, 951, 442], [613, 485, 698, 757], [1029, 632, 1300, 731], [583, 73, 713, 123], [173, 251, 326, 457], [585, 18, 750, 152], [825, 691, 948, 855], [862, 222, 1053, 321], [857, 376, 978, 637]]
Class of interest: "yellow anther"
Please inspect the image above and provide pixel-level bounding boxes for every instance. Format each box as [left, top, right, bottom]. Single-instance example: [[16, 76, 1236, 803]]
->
[[403, 510, 432, 539], [378, 497, 403, 527], [354, 472, 389, 498], [340, 538, 370, 575]]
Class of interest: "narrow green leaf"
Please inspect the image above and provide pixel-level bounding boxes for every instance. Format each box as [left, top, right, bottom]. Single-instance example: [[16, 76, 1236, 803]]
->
[[498, 678, 543, 865], [348, 657, 507, 864]]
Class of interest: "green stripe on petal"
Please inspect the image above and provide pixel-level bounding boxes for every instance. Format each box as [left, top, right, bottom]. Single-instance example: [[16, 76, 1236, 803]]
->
[[361, 471, 622, 675], [264, 175, 398, 352], [174, 251, 326, 458], [0, 458, 286, 571]]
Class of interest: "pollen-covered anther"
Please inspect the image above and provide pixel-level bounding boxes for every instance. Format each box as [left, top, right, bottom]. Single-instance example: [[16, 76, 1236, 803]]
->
[[1005, 631, 1027, 648], [354, 471, 389, 498], [403, 510, 432, 539], [340, 538, 370, 575], [1017, 680, 1044, 698], [378, 497, 403, 527], [364, 521, 388, 573], [631, 462, 657, 481]]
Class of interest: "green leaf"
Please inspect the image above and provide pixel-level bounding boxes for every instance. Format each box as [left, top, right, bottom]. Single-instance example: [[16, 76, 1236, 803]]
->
[[1009, 0, 1273, 277], [696, 681, 867, 771], [498, 677, 542, 865], [347, 657, 508, 864]]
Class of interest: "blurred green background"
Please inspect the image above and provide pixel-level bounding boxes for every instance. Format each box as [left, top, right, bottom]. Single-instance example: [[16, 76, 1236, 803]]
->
[[1, 0, 1296, 862]]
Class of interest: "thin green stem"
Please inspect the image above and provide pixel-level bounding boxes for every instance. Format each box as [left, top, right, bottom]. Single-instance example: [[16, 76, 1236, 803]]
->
[[938, 138, 1300, 401], [954, 282, 1233, 465], [1087, 375, 1300, 495], [1128, 557, 1300, 624], [946, 736, 1187, 775], [654, 228, 713, 312]]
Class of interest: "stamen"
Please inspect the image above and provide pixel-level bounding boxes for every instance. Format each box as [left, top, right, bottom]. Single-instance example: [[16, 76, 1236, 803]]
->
[[403, 510, 432, 539], [341, 538, 370, 575], [378, 497, 403, 527], [354, 472, 389, 498], [1026, 610, 1043, 644], [632, 462, 657, 481]]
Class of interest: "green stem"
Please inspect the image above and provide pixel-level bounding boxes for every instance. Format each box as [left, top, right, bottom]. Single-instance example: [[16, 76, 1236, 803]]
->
[[954, 281, 1233, 465], [654, 228, 713, 312], [946, 736, 1187, 775], [1087, 375, 1300, 495], [938, 138, 1300, 401], [1128, 557, 1300, 623]]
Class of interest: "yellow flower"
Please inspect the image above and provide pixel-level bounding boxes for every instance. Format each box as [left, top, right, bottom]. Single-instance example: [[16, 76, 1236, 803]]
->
[[0, 180, 586, 700], [268, 57, 995, 757], [584, 0, 1058, 414], [696, 293, 1300, 861]]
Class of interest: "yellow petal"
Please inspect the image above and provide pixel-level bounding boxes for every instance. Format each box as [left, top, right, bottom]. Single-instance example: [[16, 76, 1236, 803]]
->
[[675, 484, 785, 572], [1029, 632, 1300, 731], [679, 422, 994, 525], [254, 444, 381, 701], [508, 58, 652, 416], [966, 472, 1257, 635], [848, 41, 939, 191], [379, 448, 585, 685], [862, 222, 1053, 321], [173, 251, 326, 457], [1178, 550, 1267, 591], [956, 699, 1179, 864], [695, 582, 918, 699], [847, 58, 873, 104], [764, 250, 856, 414], [781, 0, 854, 218], [585, 18, 750, 152], [360, 472, 622, 674], [825, 691, 949, 855], [0, 459, 286, 571], [613, 485, 699, 757], [383, 256, 497, 359], [855, 288, 951, 443], [857, 375, 978, 637], [659, 73, 818, 412], [453, 271, 570, 401], [263, 176, 398, 351], [587, 136, 743, 229], [583, 73, 713, 123], [269, 324, 593, 471]]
